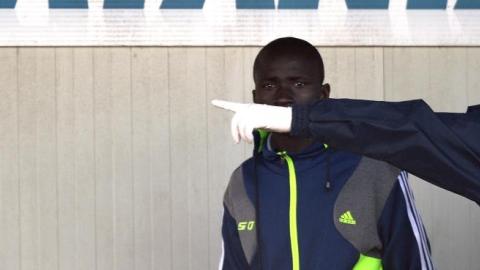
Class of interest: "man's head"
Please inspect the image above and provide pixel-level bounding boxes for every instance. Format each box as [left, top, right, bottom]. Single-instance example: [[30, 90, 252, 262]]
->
[[253, 37, 330, 106]]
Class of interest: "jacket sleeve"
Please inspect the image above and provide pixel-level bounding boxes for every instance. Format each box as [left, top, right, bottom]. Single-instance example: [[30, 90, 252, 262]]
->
[[378, 172, 435, 270], [291, 99, 480, 205], [219, 206, 250, 270]]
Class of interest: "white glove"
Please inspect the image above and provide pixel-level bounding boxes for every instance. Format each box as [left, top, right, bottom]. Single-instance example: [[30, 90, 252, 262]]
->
[[211, 99, 292, 144]]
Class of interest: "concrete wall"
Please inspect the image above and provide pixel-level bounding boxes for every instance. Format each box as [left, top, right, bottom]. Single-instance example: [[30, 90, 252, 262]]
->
[[0, 47, 479, 270]]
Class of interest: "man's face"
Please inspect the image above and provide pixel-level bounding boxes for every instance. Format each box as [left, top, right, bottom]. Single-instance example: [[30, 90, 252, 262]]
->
[[253, 54, 330, 106]]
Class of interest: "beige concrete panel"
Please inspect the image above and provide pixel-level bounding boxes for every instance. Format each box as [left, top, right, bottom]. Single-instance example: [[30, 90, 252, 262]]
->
[[55, 48, 76, 270], [142, 48, 172, 270], [18, 48, 58, 270], [206, 47, 246, 269], [35, 48, 58, 270], [110, 48, 135, 270], [168, 47, 189, 270], [468, 205, 480, 270], [0, 48, 20, 270], [205, 47, 226, 270], [168, 48, 209, 270], [186, 48, 209, 270], [205, 47, 226, 269], [384, 47, 430, 101], [131, 47, 171, 270], [93, 48, 115, 270], [242, 47, 260, 159], [326, 48, 356, 99], [243, 47, 259, 103], [318, 47, 336, 92], [467, 48, 480, 106], [319, 47, 382, 99], [73, 48, 96, 270], [18, 48, 39, 270], [354, 48, 384, 100], [131, 47, 153, 270], [426, 48, 468, 112], [18, 48, 59, 270], [56, 47, 96, 270]]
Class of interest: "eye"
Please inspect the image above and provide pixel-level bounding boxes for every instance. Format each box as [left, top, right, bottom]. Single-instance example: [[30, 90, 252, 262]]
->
[[262, 83, 275, 89], [294, 81, 305, 87]]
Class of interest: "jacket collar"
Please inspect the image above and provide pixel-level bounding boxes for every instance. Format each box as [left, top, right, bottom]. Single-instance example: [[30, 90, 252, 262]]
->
[[253, 130, 328, 174]]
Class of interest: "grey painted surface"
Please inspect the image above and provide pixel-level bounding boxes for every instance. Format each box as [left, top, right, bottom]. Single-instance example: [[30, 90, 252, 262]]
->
[[0, 47, 478, 270]]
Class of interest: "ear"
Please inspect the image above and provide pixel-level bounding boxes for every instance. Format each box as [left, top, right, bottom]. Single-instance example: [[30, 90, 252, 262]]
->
[[320, 83, 331, 99], [252, 89, 258, 103]]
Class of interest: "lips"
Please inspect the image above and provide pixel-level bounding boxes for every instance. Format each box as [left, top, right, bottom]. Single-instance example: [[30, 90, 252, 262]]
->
[[275, 100, 294, 107]]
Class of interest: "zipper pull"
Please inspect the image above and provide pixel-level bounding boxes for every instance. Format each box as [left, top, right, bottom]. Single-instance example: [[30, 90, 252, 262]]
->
[[277, 151, 288, 164], [325, 181, 331, 190]]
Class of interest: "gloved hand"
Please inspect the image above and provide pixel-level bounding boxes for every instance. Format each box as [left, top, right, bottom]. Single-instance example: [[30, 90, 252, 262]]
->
[[211, 99, 292, 144]]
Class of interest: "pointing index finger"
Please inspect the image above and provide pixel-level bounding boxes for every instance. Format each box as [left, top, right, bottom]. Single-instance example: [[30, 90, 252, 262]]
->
[[211, 99, 245, 112]]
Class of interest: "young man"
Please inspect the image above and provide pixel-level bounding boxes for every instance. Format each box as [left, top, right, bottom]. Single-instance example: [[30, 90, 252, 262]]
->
[[218, 37, 434, 270]]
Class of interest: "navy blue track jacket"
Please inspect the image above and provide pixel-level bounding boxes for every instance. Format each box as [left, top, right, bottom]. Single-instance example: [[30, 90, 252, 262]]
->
[[291, 99, 480, 205], [219, 134, 434, 270]]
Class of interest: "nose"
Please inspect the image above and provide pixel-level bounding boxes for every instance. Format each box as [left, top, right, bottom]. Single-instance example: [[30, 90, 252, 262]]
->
[[274, 83, 293, 106]]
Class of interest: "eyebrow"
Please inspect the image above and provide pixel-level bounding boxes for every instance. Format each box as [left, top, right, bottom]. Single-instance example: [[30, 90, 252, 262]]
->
[[287, 76, 308, 80], [259, 74, 309, 81]]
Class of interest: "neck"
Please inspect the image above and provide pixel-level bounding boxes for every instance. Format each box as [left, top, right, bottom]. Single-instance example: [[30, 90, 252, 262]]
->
[[270, 133, 314, 154]]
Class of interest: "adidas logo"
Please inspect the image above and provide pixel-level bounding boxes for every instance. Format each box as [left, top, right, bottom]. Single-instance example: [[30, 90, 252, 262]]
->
[[339, 211, 357, 225]]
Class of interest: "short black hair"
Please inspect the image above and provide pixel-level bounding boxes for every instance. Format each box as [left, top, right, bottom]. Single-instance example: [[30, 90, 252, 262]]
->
[[253, 37, 325, 83]]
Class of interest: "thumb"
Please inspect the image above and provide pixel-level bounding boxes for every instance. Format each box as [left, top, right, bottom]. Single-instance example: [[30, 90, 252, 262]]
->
[[211, 99, 246, 113]]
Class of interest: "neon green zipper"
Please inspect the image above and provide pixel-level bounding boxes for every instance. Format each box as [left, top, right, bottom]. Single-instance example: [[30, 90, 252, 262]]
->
[[278, 151, 300, 270]]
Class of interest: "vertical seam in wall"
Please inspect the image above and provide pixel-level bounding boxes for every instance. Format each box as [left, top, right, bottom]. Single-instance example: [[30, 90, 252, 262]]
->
[[242, 48, 248, 157], [464, 48, 472, 270], [54, 47, 60, 270], [91, 47, 98, 270], [188, 49, 192, 270], [148, 48, 154, 270], [127, 47, 136, 270], [111, 49, 117, 270], [382, 48, 386, 101], [130, 47, 136, 270], [465, 48, 470, 106], [353, 48, 358, 98], [36, 48, 40, 270], [242, 48, 245, 156], [205, 48, 210, 269], [73, 48, 79, 270], [16, 47, 22, 270], [167, 47, 173, 270], [187, 49, 191, 268]]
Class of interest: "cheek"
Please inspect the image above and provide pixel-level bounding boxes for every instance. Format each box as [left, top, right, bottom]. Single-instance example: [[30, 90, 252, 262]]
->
[[293, 89, 323, 104], [254, 91, 276, 104]]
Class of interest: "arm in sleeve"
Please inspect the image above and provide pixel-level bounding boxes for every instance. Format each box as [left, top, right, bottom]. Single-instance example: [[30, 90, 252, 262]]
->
[[219, 206, 250, 270], [291, 99, 480, 204], [378, 172, 435, 270]]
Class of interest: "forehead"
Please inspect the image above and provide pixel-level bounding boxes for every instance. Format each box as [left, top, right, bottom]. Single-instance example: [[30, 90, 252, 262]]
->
[[255, 54, 321, 79]]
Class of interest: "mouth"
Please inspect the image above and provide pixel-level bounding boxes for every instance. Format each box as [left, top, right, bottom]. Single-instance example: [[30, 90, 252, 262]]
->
[[275, 101, 294, 107]]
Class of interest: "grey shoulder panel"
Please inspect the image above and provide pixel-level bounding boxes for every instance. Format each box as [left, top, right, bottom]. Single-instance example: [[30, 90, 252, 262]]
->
[[334, 157, 401, 258], [223, 166, 257, 265]]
